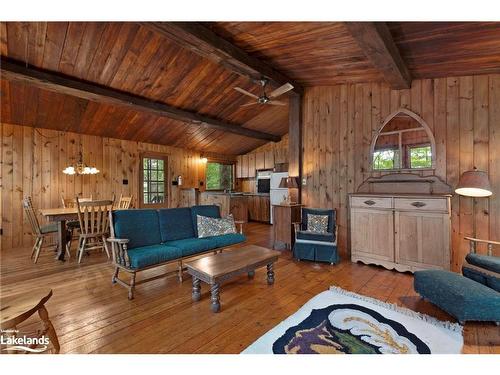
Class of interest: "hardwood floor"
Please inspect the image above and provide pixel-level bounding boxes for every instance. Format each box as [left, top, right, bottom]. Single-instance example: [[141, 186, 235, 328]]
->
[[1, 222, 498, 354]]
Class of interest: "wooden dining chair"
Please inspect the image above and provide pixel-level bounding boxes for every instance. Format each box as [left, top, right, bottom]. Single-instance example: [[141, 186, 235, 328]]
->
[[61, 194, 94, 254], [76, 198, 113, 263], [23, 197, 70, 263], [113, 194, 133, 210], [60, 193, 93, 208]]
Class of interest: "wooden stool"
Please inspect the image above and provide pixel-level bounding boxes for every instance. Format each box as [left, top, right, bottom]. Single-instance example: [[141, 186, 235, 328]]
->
[[0, 289, 60, 354]]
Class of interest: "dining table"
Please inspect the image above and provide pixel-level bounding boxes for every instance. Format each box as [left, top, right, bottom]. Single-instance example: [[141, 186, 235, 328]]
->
[[39, 207, 80, 261]]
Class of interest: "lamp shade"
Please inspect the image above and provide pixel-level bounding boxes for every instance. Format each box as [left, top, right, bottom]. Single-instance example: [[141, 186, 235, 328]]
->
[[279, 176, 299, 189], [455, 170, 492, 197]]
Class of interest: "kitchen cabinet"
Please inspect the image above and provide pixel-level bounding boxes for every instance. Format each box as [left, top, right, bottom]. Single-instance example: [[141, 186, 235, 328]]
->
[[236, 155, 243, 178], [264, 150, 274, 169], [241, 154, 249, 178], [248, 195, 270, 223], [255, 152, 265, 170], [248, 154, 256, 178]]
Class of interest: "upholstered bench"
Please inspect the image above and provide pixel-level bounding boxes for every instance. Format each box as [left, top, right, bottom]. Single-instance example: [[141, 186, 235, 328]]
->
[[414, 269, 500, 324]]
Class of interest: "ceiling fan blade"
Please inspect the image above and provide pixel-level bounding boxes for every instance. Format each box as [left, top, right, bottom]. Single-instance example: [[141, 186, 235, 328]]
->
[[234, 87, 259, 99], [269, 83, 294, 99], [241, 102, 259, 107], [267, 100, 287, 106]]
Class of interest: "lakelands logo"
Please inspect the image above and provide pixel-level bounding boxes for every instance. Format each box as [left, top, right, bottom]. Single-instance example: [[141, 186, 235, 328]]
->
[[1, 329, 50, 353]]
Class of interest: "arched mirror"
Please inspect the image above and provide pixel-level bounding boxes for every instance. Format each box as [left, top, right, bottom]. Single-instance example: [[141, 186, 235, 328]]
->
[[371, 109, 436, 171]]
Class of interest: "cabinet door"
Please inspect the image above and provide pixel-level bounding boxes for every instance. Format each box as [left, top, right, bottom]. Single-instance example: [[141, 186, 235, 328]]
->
[[395, 212, 450, 270], [255, 152, 265, 170], [248, 154, 256, 178], [241, 154, 249, 178], [248, 196, 257, 221], [260, 196, 270, 222], [264, 150, 275, 169], [350, 208, 394, 262], [236, 155, 243, 178]]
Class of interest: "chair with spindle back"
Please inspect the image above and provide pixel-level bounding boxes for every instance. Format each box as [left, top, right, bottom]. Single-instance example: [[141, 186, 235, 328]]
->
[[22, 197, 70, 263], [60, 194, 94, 254], [113, 194, 133, 210], [76, 198, 113, 263]]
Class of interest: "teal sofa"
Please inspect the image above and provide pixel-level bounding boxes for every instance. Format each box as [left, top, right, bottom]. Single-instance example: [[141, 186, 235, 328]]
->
[[108, 205, 245, 299]]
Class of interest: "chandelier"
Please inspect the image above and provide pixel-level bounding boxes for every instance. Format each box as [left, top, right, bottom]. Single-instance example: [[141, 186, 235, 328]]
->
[[63, 151, 99, 175]]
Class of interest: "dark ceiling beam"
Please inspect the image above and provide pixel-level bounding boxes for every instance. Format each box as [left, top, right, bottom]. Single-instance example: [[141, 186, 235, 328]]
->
[[0, 58, 281, 142], [344, 22, 412, 89], [141, 22, 304, 95]]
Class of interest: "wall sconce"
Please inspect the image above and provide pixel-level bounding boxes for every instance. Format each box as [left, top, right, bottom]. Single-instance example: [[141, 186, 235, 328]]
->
[[200, 156, 208, 163]]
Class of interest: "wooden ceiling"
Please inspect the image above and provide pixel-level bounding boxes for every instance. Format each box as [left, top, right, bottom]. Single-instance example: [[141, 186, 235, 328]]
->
[[1, 22, 500, 154]]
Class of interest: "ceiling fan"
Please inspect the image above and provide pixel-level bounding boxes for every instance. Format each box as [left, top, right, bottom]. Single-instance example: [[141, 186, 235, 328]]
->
[[234, 79, 293, 107]]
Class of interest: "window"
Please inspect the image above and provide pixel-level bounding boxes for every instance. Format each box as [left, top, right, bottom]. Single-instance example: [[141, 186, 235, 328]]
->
[[373, 149, 400, 170], [206, 161, 234, 191], [408, 144, 432, 169], [141, 155, 167, 207]]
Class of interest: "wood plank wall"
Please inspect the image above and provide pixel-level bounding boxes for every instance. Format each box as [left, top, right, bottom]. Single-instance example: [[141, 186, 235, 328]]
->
[[301, 75, 500, 271], [0, 123, 210, 250]]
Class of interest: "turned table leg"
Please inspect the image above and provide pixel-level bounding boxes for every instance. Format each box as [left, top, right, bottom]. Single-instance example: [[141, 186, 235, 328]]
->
[[192, 277, 201, 302], [267, 263, 275, 285], [210, 283, 220, 313], [38, 305, 60, 354]]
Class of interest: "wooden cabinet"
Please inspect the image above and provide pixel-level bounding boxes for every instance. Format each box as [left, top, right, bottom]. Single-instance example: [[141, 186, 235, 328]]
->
[[248, 154, 256, 178], [241, 154, 249, 178], [274, 148, 288, 164], [350, 194, 451, 273], [255, 152, 265, 170], [236, 155, 243, 178], [248, 195, 270, 223], [264, 150, 274, 169], [230, 196, 248, 222], [273, 204, 302, 249]]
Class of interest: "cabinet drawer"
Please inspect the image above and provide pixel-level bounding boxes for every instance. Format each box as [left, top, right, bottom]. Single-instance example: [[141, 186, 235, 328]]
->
[[351, 196, 392, 209], [394, 198, 448, 212]]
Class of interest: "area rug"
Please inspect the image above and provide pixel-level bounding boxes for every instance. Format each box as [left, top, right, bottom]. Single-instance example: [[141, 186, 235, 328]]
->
[[242, 286, 463, 354]]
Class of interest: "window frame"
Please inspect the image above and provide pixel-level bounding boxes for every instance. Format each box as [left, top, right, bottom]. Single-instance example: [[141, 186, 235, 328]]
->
[[204, 159, 235, 192], [139, 152, 169, 208], [372, 147, 400, 171], [406, 142, 433, 169]]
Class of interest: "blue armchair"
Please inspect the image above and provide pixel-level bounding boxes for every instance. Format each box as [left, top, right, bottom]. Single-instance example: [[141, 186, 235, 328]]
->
[[293, 208, 339, 265]]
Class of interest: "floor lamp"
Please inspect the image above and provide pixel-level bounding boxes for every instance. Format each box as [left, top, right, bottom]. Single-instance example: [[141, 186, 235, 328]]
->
[[455, 169, 492, 239]]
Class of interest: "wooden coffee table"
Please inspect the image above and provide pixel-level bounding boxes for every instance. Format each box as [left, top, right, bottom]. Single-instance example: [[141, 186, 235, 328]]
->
[[185, 245, 280, 313]]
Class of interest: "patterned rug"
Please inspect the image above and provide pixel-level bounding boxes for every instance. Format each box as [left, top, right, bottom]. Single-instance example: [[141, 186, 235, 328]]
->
[[242, 286, 463, 354]]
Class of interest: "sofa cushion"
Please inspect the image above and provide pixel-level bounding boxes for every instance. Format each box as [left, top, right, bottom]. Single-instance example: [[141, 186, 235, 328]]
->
[[158, 207, 195, 242], [297, 230, 335, 243], [127, 244, 181, 269], [465, 253, 500, 274], [210, 233, 246, 248], [414, 269, 500, 322], [112, 209, 162, 249], [191, 205, 221, 236], [164, 237, 214, 257]]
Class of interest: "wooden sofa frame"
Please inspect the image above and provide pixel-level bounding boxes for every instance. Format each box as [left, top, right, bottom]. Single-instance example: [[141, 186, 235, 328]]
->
[[107, 211, 243, 300]]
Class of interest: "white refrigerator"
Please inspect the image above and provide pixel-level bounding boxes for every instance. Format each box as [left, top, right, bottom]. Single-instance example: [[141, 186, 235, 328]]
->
[[269, 172, 289, 224]]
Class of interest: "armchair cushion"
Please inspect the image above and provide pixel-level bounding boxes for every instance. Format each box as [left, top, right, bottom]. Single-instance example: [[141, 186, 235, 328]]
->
[[191, 205, 221, 237], [127, 244, 182, 269], [112, 209, 162, 249], [465, 253, 500, 274], [158, 207, 195, 242], [296, 230, 336, 243]]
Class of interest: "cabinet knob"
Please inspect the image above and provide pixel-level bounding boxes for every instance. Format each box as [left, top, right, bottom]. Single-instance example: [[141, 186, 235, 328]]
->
[[364, 200, 376, 206], [411, 201, 427, 208]]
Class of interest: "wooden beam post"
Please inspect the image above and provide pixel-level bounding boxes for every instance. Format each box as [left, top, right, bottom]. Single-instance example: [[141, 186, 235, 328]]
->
[[345, 22, 412, 89], [0, 57, 281, 142], [288, 94, 302, 204], [142, 22, 304, 95]]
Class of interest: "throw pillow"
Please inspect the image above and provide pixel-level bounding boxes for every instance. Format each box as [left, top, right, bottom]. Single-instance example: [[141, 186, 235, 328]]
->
[[307, 214, 329, 233], [197, 214, 236, 238]]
